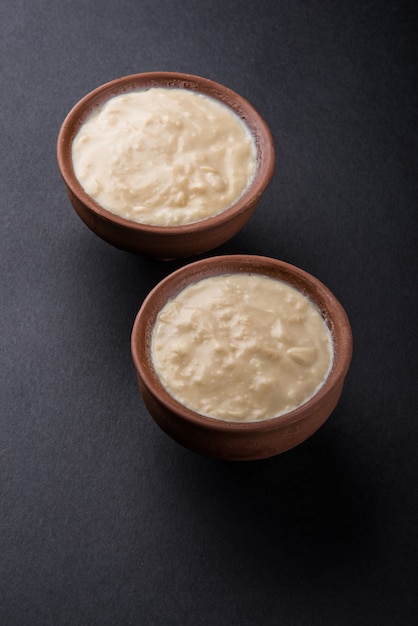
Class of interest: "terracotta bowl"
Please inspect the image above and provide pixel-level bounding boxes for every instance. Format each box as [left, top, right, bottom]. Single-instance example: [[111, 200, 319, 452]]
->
[[56, 72, 275, 259], [131, 255, 353, 461]]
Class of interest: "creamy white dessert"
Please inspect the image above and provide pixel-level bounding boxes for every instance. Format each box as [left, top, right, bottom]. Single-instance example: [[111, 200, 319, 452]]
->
[[151, 273, 334, 422], [72, 88, 257, 226]]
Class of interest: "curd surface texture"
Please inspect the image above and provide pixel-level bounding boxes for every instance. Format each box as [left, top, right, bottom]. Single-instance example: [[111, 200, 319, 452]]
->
[[151, 274, 334, 422], [72, 88, 257, 226]]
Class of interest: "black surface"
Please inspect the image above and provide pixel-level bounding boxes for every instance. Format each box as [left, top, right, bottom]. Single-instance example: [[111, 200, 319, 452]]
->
[[1, 1, 417, 624]]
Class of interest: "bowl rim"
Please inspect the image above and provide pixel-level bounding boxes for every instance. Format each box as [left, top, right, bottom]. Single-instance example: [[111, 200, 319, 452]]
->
[[56, 71, 275, 234], [131, 254, 353, 432]]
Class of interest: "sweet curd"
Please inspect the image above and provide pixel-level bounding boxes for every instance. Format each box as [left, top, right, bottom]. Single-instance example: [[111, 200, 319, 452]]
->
[[72, 88, 257, 226], [151, 273, 334, 422]]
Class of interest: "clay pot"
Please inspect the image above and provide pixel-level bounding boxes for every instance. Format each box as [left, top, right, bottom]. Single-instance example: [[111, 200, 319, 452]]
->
[[131, 255, 353, 460], [57, 72, 275, 258]]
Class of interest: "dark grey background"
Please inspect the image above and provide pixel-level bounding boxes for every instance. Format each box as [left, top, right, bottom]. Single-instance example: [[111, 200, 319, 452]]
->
[[1, 1, 417, 624]]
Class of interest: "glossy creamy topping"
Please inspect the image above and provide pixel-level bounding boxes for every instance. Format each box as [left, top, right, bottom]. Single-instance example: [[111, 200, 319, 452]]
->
[[72, 88, 257, 226], [151, 274, 334, 422]]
